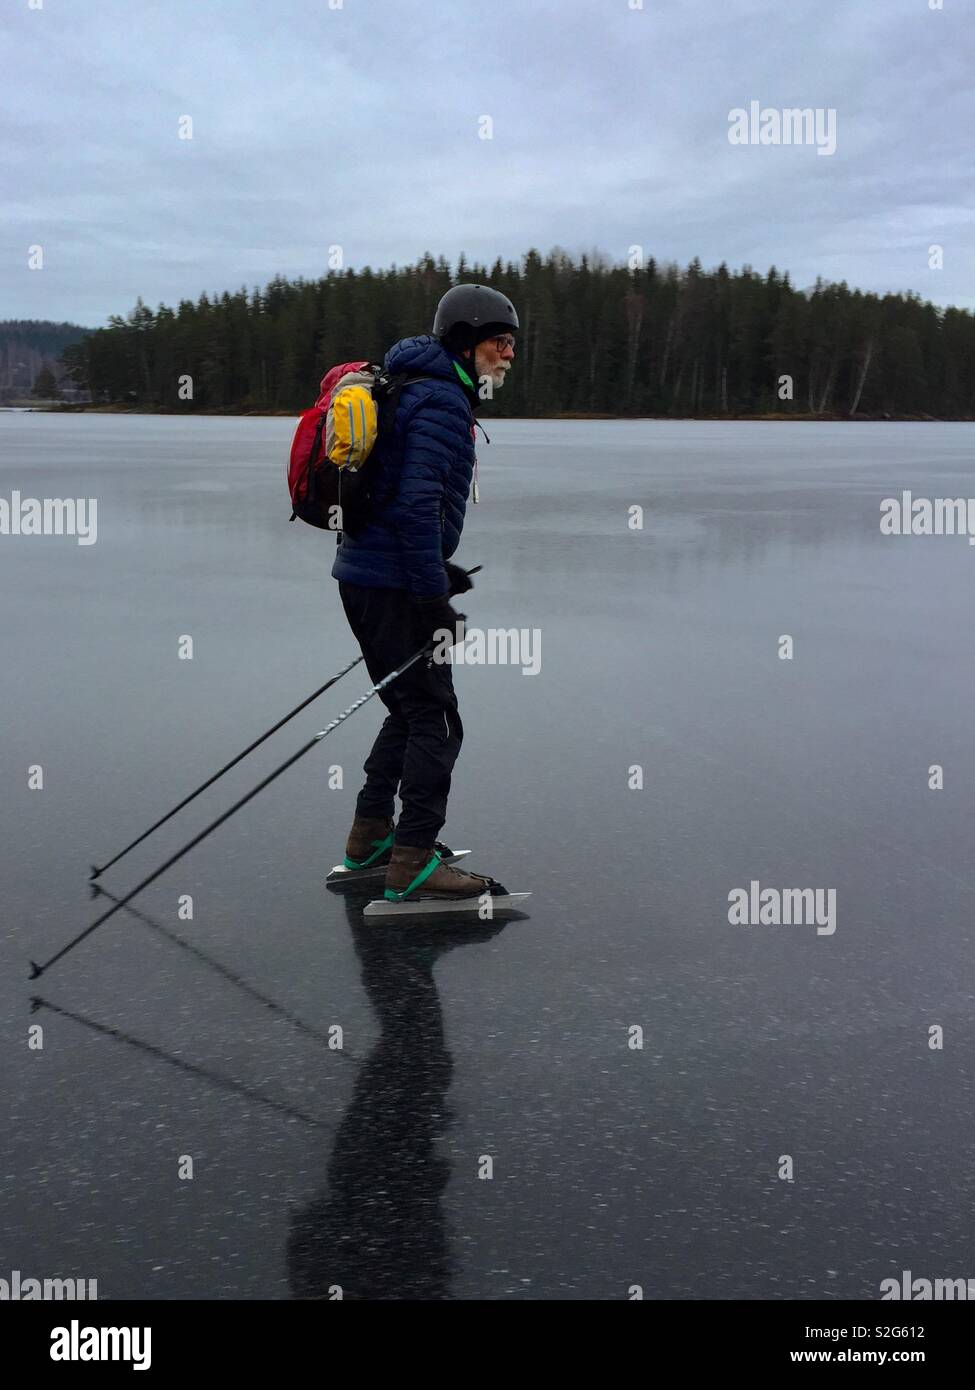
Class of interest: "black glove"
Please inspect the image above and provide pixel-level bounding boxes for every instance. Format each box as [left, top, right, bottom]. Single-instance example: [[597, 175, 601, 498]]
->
[[444, 562, 474, 597], [412, 594, 466, 648]]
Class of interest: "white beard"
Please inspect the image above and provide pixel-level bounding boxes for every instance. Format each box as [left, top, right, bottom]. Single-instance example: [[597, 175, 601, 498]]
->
[[478, 362, 509, 391], [474, 350, 511, 393]]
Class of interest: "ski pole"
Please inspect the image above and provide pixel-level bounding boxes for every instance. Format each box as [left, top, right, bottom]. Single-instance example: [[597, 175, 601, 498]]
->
[[89, 567, 481, 881], [30, 644, 431, 980], [89, 652, 364, 880]]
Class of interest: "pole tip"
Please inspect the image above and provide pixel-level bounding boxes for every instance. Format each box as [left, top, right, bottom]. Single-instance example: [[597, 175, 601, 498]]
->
[[28, 961, 43, 980], [89, 865, 101, 881]]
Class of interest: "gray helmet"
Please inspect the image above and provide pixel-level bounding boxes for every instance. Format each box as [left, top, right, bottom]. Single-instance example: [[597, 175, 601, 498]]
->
[[432, 283, 519, 342]]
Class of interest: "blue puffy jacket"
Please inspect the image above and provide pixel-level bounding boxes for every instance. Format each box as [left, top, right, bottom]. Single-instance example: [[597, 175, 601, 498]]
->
[[330, 334, 478, 599]]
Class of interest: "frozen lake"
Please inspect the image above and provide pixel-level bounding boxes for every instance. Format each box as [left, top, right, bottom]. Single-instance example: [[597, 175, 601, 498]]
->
[[2, 413, 974, 1299]]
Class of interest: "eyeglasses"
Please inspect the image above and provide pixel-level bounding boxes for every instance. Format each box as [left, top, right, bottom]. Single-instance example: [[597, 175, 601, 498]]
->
[[489, 334, 516, 353]]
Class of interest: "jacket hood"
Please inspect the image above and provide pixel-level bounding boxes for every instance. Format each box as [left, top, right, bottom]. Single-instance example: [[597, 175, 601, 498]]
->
[[385, 334, 454, 378], [385, 335, 479, 409]]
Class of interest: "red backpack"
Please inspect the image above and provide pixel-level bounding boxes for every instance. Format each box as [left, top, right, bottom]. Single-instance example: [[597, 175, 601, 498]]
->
[[287, 361, 431, 534]]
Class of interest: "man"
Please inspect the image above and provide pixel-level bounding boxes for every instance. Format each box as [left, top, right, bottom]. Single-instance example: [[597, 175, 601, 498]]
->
[[333, 283, 518, 902]]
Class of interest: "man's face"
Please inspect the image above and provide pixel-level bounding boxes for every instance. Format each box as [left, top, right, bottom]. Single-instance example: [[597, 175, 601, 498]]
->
[[474, 333, 516, 391]]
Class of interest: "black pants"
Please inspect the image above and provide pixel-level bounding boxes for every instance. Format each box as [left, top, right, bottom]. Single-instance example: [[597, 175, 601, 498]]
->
[[339, 582, 463, 848]]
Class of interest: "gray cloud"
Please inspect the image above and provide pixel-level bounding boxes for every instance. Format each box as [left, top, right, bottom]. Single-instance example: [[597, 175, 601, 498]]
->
[[2, 0, 971, 326]]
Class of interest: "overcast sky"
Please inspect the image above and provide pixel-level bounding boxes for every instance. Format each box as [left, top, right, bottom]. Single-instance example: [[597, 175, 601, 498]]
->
[[3, 0, 972, 327]]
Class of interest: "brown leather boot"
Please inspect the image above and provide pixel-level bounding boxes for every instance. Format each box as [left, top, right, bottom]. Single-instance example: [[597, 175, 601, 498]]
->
[[384, 844, 503, 901], [344, 816, 395, 869]]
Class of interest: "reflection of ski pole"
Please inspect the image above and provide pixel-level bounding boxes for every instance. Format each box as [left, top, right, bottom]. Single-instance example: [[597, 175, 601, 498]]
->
[[90, 653, 365, 881], [30, 645, 431, 980], [30, 997, 326, 1128], [89, 882, 355, 1059]]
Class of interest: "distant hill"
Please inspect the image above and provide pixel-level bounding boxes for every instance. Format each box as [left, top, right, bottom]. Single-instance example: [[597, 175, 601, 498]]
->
[[0, 320, 91, 401]]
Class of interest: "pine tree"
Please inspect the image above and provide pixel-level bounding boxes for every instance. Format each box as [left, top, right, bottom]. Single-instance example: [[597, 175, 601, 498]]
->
[[31, 365, 60, 399]]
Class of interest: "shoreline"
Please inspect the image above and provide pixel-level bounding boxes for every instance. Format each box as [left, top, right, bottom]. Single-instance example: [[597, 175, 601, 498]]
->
[[14, 404, 970, 423]]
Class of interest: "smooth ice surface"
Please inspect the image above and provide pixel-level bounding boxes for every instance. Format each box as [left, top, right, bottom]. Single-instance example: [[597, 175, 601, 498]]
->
[[2, 413, 974, 1300]]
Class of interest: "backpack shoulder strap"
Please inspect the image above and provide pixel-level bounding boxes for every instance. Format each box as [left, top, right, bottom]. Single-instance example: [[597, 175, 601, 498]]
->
[[375, 371, 437, 436]]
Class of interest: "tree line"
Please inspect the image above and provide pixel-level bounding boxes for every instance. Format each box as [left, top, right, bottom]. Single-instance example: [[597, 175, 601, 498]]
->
[[59, 251, 975, 418], [0, 320, 88, 403]]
